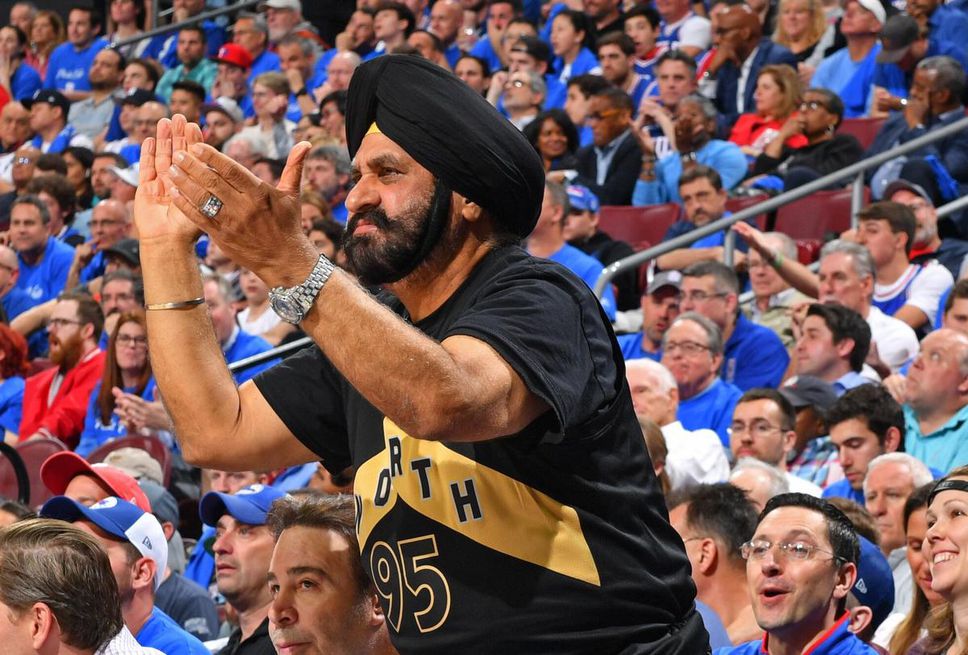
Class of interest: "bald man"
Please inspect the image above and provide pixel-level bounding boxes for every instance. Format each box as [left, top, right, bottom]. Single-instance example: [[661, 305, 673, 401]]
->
[[429, 0, 464, 67]]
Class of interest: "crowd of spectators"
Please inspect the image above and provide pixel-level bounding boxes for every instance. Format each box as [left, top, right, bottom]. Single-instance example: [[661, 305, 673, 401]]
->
[[0, 0, 966, 653]]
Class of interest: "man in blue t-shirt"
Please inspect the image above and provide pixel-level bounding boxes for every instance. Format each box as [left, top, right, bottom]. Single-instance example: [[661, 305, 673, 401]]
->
[[680, 261, 789, 391], [661, 312, 742, 445], [203, 274, 280, 382], [10, 195, 73, 311], [527, 181, 617, 321], [44, 6, 108, 100], [618, 270, 682, 361], [40, 495, 209, 655]]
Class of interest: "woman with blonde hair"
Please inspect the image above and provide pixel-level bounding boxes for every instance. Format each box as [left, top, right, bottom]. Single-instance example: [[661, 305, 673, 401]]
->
[[24, 10, 64, 79], [729, 64, 807, 161], [773, 0, 838, 82], [910, 465, 968, 654]]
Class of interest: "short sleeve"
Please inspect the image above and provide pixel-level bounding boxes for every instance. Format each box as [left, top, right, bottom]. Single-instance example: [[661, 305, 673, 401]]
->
[[443, 262, 620, 439], [252, 346, 352, 472], [908, 263, 954, 324]]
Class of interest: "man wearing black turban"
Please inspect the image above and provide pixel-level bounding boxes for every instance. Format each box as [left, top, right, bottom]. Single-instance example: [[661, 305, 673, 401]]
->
[[132, 55, 710, 653]]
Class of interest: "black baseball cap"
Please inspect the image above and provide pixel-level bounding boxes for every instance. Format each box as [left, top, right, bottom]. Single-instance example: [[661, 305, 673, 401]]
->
[[23, 89, 70, 115], [118, 88, 156, 107], [877, 14, 920, 64], [102, 239, 140, 267]]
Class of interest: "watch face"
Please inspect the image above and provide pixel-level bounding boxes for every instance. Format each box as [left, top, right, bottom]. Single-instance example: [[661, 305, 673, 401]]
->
[[270, 293, 303, 323]]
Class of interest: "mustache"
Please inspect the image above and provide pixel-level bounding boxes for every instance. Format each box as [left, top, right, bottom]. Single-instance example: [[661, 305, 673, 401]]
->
[[346, 207, 392, 233]]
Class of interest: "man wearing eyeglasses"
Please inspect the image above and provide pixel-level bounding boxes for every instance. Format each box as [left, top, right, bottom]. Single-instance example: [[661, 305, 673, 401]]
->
[[19, 291, 105, 447], [717, 493, 880, 655], [500, 70, 545, 131], [887, 179, 968, 281], [679, 260, 789, 391], [729, 388, 823, 496], [661, 311, 742, 445]]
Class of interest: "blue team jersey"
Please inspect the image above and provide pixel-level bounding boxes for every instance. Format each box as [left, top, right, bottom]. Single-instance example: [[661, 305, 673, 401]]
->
[[617, 332, 661, 361], [548, 243, 617, 321], [0, 376, 24, 435], [722, 314, 789, 391], [137, 607, 209, 655], [678, 378, 742, 446], [249, 49, 282, 85], [76, 379, 158, 458], [45, 38, 109, 92], [15, 237, 74, 308]]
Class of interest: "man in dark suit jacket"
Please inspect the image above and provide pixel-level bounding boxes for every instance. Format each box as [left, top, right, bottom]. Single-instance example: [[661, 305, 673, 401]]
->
[[701, 4, 797, 135], [866, 55, 968, 226], [573, 87, 642, 206]]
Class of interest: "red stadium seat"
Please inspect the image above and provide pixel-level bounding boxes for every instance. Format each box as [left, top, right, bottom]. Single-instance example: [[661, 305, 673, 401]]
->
[[87, 434, 172, 487], [0, 443, 28, 503], [14, 437, 68, 508], [774, 187, 870, 240], [598, 204, 682, 248], [725, 195, 769, 230], [837, 117, 885, 151]]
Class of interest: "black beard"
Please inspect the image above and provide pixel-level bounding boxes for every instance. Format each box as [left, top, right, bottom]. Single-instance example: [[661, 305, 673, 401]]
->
[[342, 180, 452, 286]]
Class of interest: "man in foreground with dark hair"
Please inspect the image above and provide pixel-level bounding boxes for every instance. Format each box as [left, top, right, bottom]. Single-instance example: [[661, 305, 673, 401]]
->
[[135, 54, 708, 652], [266, 493, 396, 654], [0, 518, 123, 655], [715, 493, 880, 654]]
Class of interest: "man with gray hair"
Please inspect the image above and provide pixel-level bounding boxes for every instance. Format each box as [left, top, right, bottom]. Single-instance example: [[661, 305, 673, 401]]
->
[[626, 358, 729, 491], [223, 132, 269, 171], [231, 13, 280, 85], [501, 69, 546, 131], [741, 231, 808, 348], [863, 452, 933, 615], [728, 457, 790, 512], [303, 144, 352, 223], [10, 195, 74, 313], [266, 493, 397, 655], [734, 225, 920, 372], [661, 311, 742, 444], [868, 55, 968, 203]]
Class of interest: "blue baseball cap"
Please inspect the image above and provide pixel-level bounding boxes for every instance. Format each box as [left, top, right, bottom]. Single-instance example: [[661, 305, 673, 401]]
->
[[199, 483, 287, 527], [852, 536, 895, 631], [566, 184, 599, 213], [40, 496, 168, 589]]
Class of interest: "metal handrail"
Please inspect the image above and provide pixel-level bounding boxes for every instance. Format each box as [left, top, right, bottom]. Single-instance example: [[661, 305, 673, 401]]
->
[[593, 114, 968, 297], [227, 335, 313, 372], [736, 191, 968, 305], [112, 0, 259, 48]]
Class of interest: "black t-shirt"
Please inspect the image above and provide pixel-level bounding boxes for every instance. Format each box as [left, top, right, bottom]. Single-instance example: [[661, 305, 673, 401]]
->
[[255, 246, 703, 654]]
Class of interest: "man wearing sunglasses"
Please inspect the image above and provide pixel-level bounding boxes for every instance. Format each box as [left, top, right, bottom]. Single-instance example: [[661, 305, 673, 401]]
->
[[716, 493, 881, 655]]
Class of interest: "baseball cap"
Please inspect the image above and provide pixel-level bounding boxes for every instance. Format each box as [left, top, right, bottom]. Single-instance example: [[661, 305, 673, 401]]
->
[[104, 447, 163, 486], [850, 0, 886, 25], [780, 376, 839, 414], [201, 96, 245, 124], [199, 483, 287, 527], [40, 495, 168, 589], [212, 43, 253, 69], [646, 270, 683, 295], [102, 238, 141, 268], [40, 451, 151, 512], [884, 179, 933, 205], [566, 184, 600, 213], [109, 163, 140, 187], [139, 480, 179, 526], [118, 88, 156, 107], [852, 536, 895, 631], [23, 88, 70, 115], [510, 36, 551, 65], [257, 0, 300, 11], [876, 14, 919, 64]]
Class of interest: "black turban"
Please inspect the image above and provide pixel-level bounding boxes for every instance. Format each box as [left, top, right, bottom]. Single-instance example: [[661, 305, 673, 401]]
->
[[345, 55, 545, 238]]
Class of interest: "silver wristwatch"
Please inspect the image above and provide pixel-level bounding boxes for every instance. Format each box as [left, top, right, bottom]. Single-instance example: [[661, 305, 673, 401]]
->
[[268, 254, 335, 324]]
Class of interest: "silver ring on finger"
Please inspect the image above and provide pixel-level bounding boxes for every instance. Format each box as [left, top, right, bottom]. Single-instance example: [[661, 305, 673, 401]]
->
[[200, 194, 224, 219]]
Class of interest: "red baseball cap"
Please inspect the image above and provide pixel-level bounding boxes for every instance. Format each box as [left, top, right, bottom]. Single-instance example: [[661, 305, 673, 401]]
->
[[213, 43, 253, 70], [40, 451, 151, 512]]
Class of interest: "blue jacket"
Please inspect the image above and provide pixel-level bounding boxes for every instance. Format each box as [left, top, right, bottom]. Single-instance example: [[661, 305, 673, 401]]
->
[[713, 39, 797, 136], [715, 614, 881, 655], [865, 106, 968, 186]]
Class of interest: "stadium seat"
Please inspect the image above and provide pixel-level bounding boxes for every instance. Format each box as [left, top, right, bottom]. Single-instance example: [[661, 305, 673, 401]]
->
[[87, 434, 172, 487], [598, 204, 682, 248], [774, 187, 870, 240], [14, 437, 68, 508], [725, 195, 769, 230], [837, 117, 885, 151], [796, 239, 823, 264], [0, 443, 29, 504]]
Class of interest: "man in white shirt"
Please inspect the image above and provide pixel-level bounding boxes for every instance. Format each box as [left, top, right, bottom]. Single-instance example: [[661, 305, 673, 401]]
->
[[626, 357, 730, 491], [853, 201, 952, 332]]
